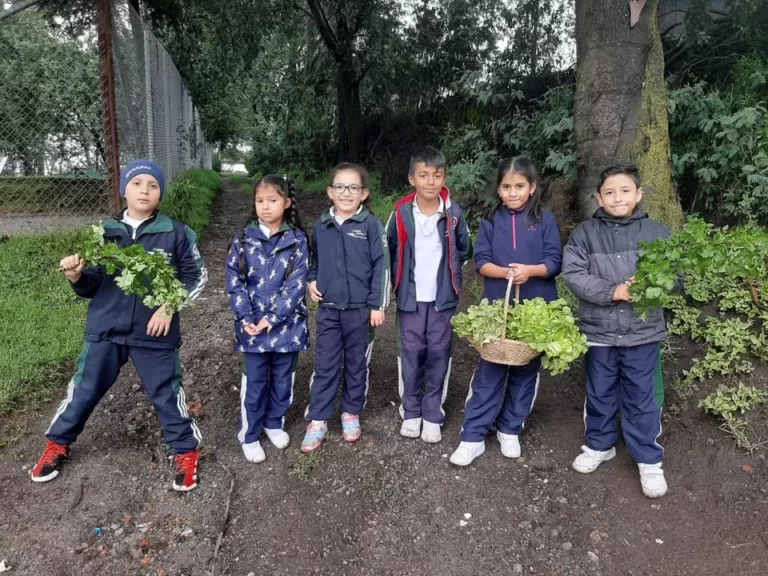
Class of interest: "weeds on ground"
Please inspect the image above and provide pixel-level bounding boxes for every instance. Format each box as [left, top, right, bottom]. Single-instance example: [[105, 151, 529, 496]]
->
[[700, 384, 768, 452], [0, 231, 88, 414], [290, 449, 322, 480]]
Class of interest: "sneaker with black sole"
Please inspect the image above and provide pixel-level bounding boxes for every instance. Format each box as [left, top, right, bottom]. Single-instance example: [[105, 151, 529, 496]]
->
[[30, 440, 70, 483], [173, 450, 199, 492]]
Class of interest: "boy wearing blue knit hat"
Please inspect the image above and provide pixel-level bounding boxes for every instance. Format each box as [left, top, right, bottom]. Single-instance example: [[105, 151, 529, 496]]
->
[[30, 159, 208, 491]]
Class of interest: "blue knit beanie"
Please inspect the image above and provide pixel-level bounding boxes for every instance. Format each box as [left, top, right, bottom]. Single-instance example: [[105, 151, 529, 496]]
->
[[120, 159, 166, 198]]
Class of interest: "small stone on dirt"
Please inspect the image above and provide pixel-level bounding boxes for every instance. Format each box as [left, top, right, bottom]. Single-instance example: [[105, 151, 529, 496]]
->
[[587, 551, 599, 563], [513, 564, 523, 574], [655, 538, 664, 544], [459, 520, 468, 527], [180, 527, 194, 538], [464, 513, 472, 520], [590, 530, 602, 544], [562, 542, 573, 551]]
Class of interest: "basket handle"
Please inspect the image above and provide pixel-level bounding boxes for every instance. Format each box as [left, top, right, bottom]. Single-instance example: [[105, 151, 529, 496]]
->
[[500, 274, 521, 342]]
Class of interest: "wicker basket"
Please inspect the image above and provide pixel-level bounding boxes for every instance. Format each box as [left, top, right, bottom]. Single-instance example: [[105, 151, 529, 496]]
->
[[469, 277, 539, 366]]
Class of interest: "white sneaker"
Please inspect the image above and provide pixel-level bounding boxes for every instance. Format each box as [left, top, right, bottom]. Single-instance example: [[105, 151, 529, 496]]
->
[[638, 463, 667, 498], [421, 420, 442, 443], [265, 428, 290, 450], [449, 441, 485, 466], [497, 431, 521, 459], [242, 440, 266, 463], [400, 417, 422, 439], [572, 445, 616, 473]]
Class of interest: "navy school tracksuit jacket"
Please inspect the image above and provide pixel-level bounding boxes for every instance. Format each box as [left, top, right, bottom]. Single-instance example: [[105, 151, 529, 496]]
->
[[225, 222, 310, 353], [71, 211, 208, 349], [386, 187, 473, 312], [475, 206, 562, 303], [308, 206, 390, 311]]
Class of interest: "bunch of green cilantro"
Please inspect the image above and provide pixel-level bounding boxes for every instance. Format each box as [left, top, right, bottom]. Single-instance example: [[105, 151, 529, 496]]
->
[[81, 223, 190, 314], [452, 297, 587, 374]]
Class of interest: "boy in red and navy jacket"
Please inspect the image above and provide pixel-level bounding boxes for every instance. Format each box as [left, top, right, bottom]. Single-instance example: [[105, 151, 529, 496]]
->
[[386, 146, 472, 443]]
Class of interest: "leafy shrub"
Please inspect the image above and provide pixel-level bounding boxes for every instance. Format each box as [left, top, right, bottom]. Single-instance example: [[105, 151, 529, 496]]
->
[[160, 169, 220, 236], [668, 58, 768, 225], [441, 85, 576, 224]]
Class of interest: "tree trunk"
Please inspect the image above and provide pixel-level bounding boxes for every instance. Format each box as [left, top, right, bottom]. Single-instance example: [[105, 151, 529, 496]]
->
[[337, 56, 362, 162], [574, 0, 683, 229]]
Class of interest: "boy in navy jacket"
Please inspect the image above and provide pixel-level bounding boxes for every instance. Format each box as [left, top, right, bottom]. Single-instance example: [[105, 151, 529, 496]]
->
[[31, 160, 206, 491], [386, 146, 472, 443]]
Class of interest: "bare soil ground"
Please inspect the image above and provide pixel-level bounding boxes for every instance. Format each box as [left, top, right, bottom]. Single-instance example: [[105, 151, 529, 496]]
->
[[1, 179, 766, 576]]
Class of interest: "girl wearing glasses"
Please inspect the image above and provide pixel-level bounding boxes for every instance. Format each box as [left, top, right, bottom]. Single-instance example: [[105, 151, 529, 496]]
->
[[301, 163, 390, 452]]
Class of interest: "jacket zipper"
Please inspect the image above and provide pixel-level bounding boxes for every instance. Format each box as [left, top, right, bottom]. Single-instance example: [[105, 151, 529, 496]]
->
[[512, 210, 517, 250]]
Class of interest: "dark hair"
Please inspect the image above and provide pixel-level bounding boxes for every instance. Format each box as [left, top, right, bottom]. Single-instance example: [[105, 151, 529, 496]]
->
[[329, 162, 370, 205], [596, 163, 642, 194], [238, 174, 307, 277], [485, 156, 543, 224], [409, 146, 446, 176]]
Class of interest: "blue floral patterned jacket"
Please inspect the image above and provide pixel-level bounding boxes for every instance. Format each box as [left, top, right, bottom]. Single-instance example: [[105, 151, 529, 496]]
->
[[225, 222, 310, 354]]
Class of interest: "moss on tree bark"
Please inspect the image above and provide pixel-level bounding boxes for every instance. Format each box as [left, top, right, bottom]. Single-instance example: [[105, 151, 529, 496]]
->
[[575, 0, 683, 230]]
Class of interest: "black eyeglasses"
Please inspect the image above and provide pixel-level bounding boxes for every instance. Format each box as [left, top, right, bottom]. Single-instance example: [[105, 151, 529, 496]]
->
[[331, 183, 363, 195]]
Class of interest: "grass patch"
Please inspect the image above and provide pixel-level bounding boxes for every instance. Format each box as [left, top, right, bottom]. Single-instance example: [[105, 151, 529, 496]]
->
[[289, 449, 322, 480], [0, 232, 89, 415], [369, 192, 396, 223], [240, 182, 253, 195], [160, 169, 220, 237], [296, 173, 328, 195], [227, 173, 250, 186]]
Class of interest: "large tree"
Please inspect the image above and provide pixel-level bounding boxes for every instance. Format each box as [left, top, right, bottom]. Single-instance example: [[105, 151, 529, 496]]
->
[[302, 0, 399, 162], [574, 0, 683, 229]]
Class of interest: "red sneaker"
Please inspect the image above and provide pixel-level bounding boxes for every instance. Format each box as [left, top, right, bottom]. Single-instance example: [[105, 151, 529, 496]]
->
[[30, 440, 70, 483], [173, 450, 199, 492]]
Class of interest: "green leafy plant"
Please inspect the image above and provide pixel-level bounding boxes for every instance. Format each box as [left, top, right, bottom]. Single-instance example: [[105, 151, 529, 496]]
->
[[700, 383, 767, 417], [700, 384, 767, 452], [81, 223, 190, 314], [668, 62, 768, 225], [630, 219, 768, 428], [160, 169, 220, 237], [452, 297, 587, 375]]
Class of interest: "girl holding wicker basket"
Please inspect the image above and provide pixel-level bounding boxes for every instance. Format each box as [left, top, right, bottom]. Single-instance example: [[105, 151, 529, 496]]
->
[[450, 157, 563, 467]]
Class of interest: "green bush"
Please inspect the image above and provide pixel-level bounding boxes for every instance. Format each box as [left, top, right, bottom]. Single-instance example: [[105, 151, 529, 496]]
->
[[669, 57, 768, 225], [160, 169, 220, 236], [0, 231, 88, 414]]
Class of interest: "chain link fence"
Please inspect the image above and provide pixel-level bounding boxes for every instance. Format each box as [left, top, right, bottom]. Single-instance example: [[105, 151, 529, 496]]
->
[[0, 0, 212, 228], [111, 0, 212, 183]]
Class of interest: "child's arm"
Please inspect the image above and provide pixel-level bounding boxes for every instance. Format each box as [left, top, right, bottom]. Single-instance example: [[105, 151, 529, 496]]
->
[[176, 225, 208, 303], [307, 224, 323, 302], [540, 213, 563, 278], [367, 219, 390, 325], [60, 254, 103, 298], [267, 234, 310, 328], [561, 227, 621, 306], [455, 207, 473, 266], [475, 219, 513, 279], [385, 211, 398, 281], [307, 225, 319, 283], [224, 235, 258, 326]]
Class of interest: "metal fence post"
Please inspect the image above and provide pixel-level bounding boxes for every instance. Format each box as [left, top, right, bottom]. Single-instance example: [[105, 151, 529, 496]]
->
[[96, 0, 122, 213]]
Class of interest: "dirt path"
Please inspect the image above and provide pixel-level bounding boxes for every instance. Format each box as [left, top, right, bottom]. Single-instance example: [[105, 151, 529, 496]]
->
[[1, 179, 767, 576]]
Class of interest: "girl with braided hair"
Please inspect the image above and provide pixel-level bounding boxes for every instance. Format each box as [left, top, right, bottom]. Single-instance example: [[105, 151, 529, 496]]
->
[[225, 174, 310, 463]]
